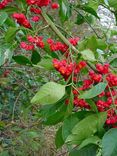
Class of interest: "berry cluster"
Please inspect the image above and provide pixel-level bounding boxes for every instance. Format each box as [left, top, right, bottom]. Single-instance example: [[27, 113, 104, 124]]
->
[[26, 0, 59, 9], [53, 59, 87, 80], [61, 61, 117, 126], [47, 37, 80, 53], [12, 13, 31, 28], [20, 42, 34, 51], [96, 63, 110, 74], [106, 73, 117, 87], [0, 0, 12, 9], [26, 0, 50, 7], [65, 89, 90, 109], [11, 0, 59, 27], [20, 35, 80, 53]]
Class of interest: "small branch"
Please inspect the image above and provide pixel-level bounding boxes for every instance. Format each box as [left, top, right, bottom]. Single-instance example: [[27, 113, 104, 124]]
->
[[41, 8, 79, 54], [74, 8, 102, 39], [11, 92, 21, 122]]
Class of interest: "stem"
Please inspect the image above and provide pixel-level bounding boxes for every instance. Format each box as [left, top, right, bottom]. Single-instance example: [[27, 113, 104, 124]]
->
[[41, 8, 79, 54], [41, 9, 98, 73], [74, 8, 102, 39]]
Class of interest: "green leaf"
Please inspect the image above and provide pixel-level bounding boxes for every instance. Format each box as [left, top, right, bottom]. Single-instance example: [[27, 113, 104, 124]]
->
[[0, 43, 14, 66], [66, 112, 106, 145], [55, 127, 64, 149], [43, 104, 67, 125], [108, 0, 117, 9], [76, 14, 84, 25], [79, 82, 107, 99], [0, 12, 8, 25], [110, 58, 117, 68], [59, 0, 71, 23], [31, 50, 41, 64], [86, 99, 98, 113], [80, 49, 96, 62], [102, 128, 117, 156], [81, 6, 99, 19], [31, 82, 65, 105], [13, 55, 32, 65], [5, 27, 18, 42], [37, 58, 54, 70], [59, 0, 67, 22], [62, 114, 79, 141], [69, 144, 98, 156], [79, 136, 101, 149], [0, 6, 18, 13]]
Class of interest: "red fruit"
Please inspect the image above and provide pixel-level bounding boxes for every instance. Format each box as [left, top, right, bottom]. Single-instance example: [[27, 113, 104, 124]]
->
[[20, 42, 34, 51], [3, 70, 10, 77], [31, 16, 40, 22], [30, 7, 41, 14], [51, 2, 59, 9], [12, 13, 31, 28]]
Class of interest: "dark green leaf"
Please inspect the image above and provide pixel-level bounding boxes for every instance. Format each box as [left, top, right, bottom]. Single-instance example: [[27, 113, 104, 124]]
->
[[110, 58, 117, 68], [5, 27, 19, 42], [69, 144, 98, 156], [43, 104, 67, 125], [55, 127, 64, 149], [62, 114, 79, 141], [31, 50, 41, 64], [13, 55, 32, 65], [108, 0, 117, 9], [102, 128, 117, 156], [81, 6, 99, 19], [59, 0, 71, 23], [86, 99, 98, 113], [76, 14, 84, 25], [0, 12, 8, 25]]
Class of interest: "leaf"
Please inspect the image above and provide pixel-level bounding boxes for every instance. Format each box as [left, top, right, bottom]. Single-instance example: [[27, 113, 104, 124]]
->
[[37, 58, 54, 70], [0, 6, 18, 13], [31, 82, 65, 105], [66, 112, 106, 145], [62, 114, 79, 141], [102, 128, 117, 156], [110, 58, 117, 68], [78, 136, 101, 149], [43, 104, 67, 125], [59, 0, 67, 22], [13, 55, 32, 65], [108, 0, 117, 10], [55, 127, 64, 149], [76, 14, 84, 25], [31, 50, 41, 64], [0, 12, 8, 25], [59, 0, 71, 23], [69, 144, 98, 156], [80, 49, 96, 62], [79, 82, 107, 99], [86, 99, 98, 113], [0, 43, 14, 66], [81, 6, 99, 19], [5, 27, 18, 42]]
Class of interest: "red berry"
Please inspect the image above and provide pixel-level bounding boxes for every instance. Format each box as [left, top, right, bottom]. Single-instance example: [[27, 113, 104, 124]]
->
[[51, 2, 59, 9]]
